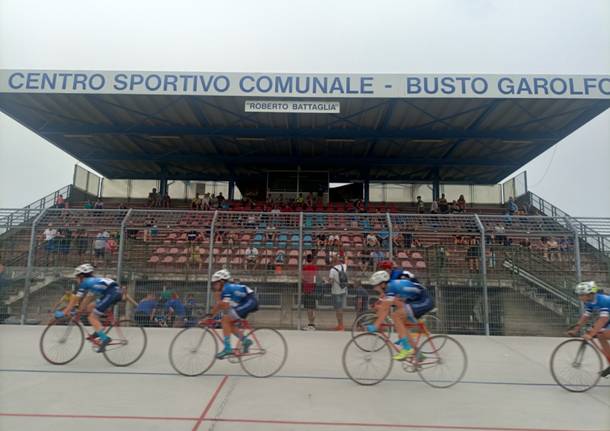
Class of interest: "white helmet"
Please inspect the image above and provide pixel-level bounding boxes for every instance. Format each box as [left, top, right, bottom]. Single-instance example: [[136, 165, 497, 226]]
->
[[211, 269, 231, 282], [369, 270, 390, 286], [574, 281, 598, 295], [74, 263, 94, 276]]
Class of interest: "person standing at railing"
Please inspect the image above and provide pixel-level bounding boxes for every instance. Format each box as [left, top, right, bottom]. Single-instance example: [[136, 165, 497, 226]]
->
[[506, 197, 518, 216], [301, 254, 318, 330], [42, 223, 58, 265], [329, 254, 349, 331], [55, 194, 65, 209]]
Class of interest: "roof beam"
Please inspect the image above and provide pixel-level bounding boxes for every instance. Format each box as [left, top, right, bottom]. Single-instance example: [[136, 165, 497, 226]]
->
[[41, 124, 560, 141], [81, 153, 520, 168]]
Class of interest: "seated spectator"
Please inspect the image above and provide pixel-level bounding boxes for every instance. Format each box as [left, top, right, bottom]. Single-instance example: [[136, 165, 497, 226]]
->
[[147, 188, 159, 207], [328, 234, 341, 248], [187, 230, 199, 242], [134, 294, 158, 327], [55, 194, 66, 209], [105, 233, 118, 257], [457, 194, 466, 212], [430, 200, 439, 214], [94, 199, 104, 210], [559, 237, 569, 256], [466, 237, 480, 273], [450, 200, 460, 213], [246, 214, 258, 227], [165, 293, 186, 328], [494, 223, 507, 245], [305, 192, 314, 208], [392, 233, 403, 248], [295, 193, 305, 205], [403, 231, 413, 248], [370, 249, 386, 270], [83, 200, 93, 210], [438, 193, 449, 214], [210, 193, 218, 209], [365, 233, 380, 248], [506, 197, 518, 215], [214, 230, 225, 244], [245, 245, 259, 270], [275, 249, 286, 265], [416, 196, 425, 214], [226, 232, 237, 247], [412, 238, 423, 248], [191, 193, 202, 210]]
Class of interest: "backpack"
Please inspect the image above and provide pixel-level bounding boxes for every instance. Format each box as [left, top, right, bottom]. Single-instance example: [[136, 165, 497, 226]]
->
[[333, 264, 349, 290]]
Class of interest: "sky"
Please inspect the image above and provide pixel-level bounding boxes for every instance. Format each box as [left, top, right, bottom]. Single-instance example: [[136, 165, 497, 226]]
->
[[0, 0, 608, 216]]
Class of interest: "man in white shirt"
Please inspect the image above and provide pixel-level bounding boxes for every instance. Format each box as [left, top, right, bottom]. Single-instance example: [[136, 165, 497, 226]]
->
[[328, 255, 348, 331], [244, 246, 259, 270], [43, 224, 58, 263], [94, 230, 109, 262]]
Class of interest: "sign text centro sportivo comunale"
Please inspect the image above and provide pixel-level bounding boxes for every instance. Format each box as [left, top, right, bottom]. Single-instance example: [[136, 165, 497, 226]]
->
[[1, 70, 609, 99]]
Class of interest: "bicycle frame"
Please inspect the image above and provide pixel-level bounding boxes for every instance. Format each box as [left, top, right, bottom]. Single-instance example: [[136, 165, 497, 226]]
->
[[56, 309, 124, 350], [198, 318, 262, 359]]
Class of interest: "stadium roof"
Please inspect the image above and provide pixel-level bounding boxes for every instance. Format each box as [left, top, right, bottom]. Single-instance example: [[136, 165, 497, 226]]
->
[[1, 70, 609, 183]]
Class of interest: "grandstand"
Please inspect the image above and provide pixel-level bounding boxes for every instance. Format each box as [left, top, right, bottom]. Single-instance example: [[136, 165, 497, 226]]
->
[[1, 70, 609, 336]]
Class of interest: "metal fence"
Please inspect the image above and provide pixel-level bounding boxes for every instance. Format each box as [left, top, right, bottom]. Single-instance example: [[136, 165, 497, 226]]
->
[[1, 208, 608, 336]]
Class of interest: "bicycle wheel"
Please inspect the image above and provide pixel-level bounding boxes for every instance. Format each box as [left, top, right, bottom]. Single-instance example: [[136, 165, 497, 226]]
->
[[416, 335, 467, 388], [550, 339, 602, 393], [420, 314, 443, 334], [239, 328, 288, 378], [342, 333, 393, 385], [169, 327, 218, 376], [351, 312, 392, 351], [417, 316, 447, 354], [40, 319, 85, 365], [102, 320, 147, 367]]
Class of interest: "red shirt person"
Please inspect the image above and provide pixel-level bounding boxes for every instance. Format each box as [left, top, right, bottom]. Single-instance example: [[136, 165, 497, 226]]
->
[[302, 255, 318, 330]]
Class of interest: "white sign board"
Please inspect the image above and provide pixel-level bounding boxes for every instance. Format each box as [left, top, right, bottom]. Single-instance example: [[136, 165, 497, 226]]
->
[[245, 100, 340, 113], [1, 70, 609, 99]]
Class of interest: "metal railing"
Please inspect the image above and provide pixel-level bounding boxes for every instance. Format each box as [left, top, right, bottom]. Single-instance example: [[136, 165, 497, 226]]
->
[[1, 208, 608, 335]]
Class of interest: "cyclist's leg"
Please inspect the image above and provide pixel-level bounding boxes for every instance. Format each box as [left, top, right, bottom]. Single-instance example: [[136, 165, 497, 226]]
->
[[90, 289, 121, 351], [391, 305, 414, 360], [372, 300, 392, 329]]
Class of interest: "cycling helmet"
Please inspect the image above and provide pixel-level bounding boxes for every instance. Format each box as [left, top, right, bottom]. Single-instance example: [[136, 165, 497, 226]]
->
[[574, 281, 598, 295], [74, 263, 94, 276], [211, 269, 231, 282], [369, 270, 390, 286]]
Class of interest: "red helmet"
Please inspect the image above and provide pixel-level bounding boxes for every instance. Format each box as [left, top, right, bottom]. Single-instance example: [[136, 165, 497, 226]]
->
[[378, 260, 394, 270]]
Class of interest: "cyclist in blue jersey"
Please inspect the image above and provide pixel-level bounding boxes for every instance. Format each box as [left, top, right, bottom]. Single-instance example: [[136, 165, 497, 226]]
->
[[209, 269, 259, 359], [378, 260, 420, 283], [567, 281, 610, 377], [366, 270, 434, 361], [55, 264, 123, 352]]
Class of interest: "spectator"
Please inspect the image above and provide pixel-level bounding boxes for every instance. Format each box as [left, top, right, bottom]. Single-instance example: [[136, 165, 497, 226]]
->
[[295, 193, 305, 205], [83, 200, 93, 210], [506, 197, 518, 215], [191, 193, 202, 210], [559, 237, 569, 257], [438, 193, 449, 214], [457, 194, 466, 212], [55, 194, 66, 209], [354, 280, 370, 314], [58, 227, 72, 255], [416, 196, 425, 214], [94, 198, 104, 210], [216, 192, 225, 208], [75, 227, 88, 257], [275, 249, 286, 266], [147, 188, 159, 207], [244, 245, 259, 270], [94, 230, 109, 263], [450, 200, 460, 213], [329, 255, 349, 331], [43, 223, 58, 264], [430, 200, 439, 214], [466, 237, 480, 273], [305, 192, 314, 208], [165, 293, 186, 328], [105, 234, 118, 257], [202, 193, 211, 210], [546, 237, 560, 262], [210, 193, 218, 209], [365, 232, 380, 249], [316, 233, 327, 249], [188, 243, 203, 270], [494, 223, 507, 246], [302, 254, 318, 330], [51, 288, 75, 312], [369, 249, 386, 271], [134, 294, 158, 327]]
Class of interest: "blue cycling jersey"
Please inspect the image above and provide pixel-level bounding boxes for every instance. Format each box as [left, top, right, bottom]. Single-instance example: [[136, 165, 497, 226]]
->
[[221, 283, 254, 304], [584, 293, 610, 318], [386, 279, 426, 302], [76, 277, 120, 298], [165, 299, 186, 316]]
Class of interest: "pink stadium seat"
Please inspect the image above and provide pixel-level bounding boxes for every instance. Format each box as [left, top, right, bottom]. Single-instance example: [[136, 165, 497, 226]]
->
[[411, 252, 423, 260], [416, 261, 427, 269], [401, 260, 413, 269], [289, 250, 299, 257], [288, 258, 298, 266], [315, 258, 326, 266], [176, 256, 187, 264], [167, 233, 177, 240], [169, 247, 179, 254], [148, 256, 160, 264], [162, 256, 174, 264], [397, 251, 408, 259], [154, 247, 167, 255]]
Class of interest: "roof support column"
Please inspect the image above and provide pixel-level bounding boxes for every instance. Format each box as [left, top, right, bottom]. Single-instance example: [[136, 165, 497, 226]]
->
[[228, 180, 235, 201], [432, 168, 440, 201], [364, 179, 370, 209]]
